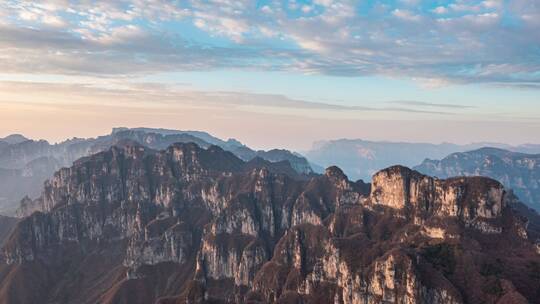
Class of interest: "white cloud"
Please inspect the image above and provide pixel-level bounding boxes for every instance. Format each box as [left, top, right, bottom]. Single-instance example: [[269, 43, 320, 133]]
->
[[18, 10, 39, 21], [260, 5, 273, 14], [294, 37, 327, 52], [301, 5, 313, 13], [42, 14, 66, 27], [482, 0, 503, 9], [392, 9, 421, 22], [259, 26, 277, 37], [0, 0, 537, 88], [413, 77, 452, 89], [449, 3, 482, 12], [192, 12, 250, 42], [194, 19, 206, 29], [314, 0, 334, 7], [433, 6, 448, 14], [521, 13, 540, 26]]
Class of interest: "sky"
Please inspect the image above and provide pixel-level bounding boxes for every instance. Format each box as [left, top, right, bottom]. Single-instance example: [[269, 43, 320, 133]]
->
[[0, 0, 539, 151]]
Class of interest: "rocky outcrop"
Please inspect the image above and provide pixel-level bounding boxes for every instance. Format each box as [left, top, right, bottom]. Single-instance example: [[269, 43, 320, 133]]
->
[[371, 166, 506, 220], [249, 222, 464, 304], [1, 143, 539, 304]]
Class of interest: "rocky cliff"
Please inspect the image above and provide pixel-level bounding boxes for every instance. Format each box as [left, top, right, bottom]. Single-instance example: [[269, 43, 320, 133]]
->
[[0, 128, 313, 215], [0, 144, 539, 304], [414, 147, 540, 212]]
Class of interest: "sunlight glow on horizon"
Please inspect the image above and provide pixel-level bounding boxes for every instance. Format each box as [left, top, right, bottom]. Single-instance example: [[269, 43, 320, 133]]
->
[[0, 0, 539, 149]]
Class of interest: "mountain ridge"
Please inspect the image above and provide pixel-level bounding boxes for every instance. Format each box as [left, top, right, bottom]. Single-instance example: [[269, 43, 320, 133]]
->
[[0, 142, 538, 304], [0, 128, 313, 215], [0, 134, 29, 145], [414, 147, 540, 212], [306, 139, 540, 181]]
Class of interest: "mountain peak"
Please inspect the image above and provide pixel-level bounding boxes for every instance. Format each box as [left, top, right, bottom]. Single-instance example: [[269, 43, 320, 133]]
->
[[324, 165, 347, 179], [375, 164, 417, 177], [0, 134, 29, 144]]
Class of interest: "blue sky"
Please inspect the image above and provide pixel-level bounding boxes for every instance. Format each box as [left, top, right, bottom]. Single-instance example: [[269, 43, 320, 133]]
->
[[0, 0, 539, 149]]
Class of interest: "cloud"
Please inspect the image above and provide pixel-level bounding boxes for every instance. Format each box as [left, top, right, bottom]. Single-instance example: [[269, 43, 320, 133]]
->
[[0, 23, 297, 75], [392, 9, 421, 22], [0, 80, 457, 117], [0, 0, 538, 87], [388, 101, 475, 109], [200, 92, 455, 115], [192, 12, 250, 42], [432, 6, 448, 14]]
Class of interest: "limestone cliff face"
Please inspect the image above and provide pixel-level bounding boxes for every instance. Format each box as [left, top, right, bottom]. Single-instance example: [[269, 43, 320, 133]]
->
[[1, 144, 539, 304], [249, 221, 464, 304], [4, 143, 243, 264], [370, 166, 506, 223]]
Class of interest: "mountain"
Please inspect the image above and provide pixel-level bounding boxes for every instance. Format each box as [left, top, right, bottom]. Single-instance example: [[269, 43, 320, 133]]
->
[[1, 142, 539, 303], [232, 147, 313, 175], [0, 216, 17, 246], [111, 127, 244, 151], [0, 157, 61, 215], [414, 147, 540, 211], [111, 129, 313, 175], [0, 134, 29, 145], [0, 128, 312, 215], [305, 139, 540, 181]]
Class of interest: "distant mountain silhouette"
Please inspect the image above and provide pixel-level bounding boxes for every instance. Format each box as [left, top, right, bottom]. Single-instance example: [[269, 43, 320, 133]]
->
[[415, 147, 540, 211], [306, 139, 540, 181]]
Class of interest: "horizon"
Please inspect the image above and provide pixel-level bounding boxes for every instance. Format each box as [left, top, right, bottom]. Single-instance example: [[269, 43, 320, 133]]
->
[[1, 0, 539, 150], [1, 126, 539, 153]]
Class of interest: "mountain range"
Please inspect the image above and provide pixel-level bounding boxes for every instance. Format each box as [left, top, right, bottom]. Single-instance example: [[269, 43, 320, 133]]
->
[[0, 128, 312, 215], [305, 139, 540, 181], [0, 142, 538, 303], [414, 147, 540, 212]]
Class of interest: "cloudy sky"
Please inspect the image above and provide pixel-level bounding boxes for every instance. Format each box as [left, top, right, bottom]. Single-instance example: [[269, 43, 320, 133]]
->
[[0, 0, 539, 150]]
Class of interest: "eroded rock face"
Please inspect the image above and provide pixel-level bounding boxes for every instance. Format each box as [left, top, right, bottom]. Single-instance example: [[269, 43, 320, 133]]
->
[[124, 218, 194, 269], [1, 144, 539, 304], [371, 166, 506, 221], [248, 217, 465, 304]]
